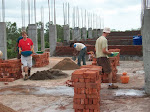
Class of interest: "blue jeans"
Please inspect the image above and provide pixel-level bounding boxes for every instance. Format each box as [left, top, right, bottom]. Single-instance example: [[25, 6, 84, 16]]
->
[[78, 48, 86, 66]]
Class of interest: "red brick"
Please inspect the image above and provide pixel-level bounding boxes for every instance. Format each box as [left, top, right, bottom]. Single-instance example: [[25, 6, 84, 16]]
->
[[83, 71, 97, 79], [86, 95, 100, 99], [92, 89, 98, 94], [79, 78, 85, 82], [73, 104, 85, 109], [89, 110, 94, 112], [81, 99, 85, 104], [83, 109, 90, 112], [94, 110, 100, 112], [85, 88, 89, 94], [74, 88, 78, 94], [80, 88, 85, 94], [89, 98, 93, 105], [74, 82, 86, 88], [85, 98, 88, 105], [85, 104, 100, 109], [85, 78, 91, 83], [93, 99, 98, 104], [86, 83, 100, 89], [74, 94, 86, 99]]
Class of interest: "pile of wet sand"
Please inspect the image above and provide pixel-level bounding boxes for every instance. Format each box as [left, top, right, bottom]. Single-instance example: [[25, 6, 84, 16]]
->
[[0, 103, 16, 112], [29, 69, 69, 80], [52, 58, 80, 70]]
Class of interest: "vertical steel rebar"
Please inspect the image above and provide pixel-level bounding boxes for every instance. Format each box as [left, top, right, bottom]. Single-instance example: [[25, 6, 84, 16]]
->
[[28, 0, 30, 24], [51, 0, 53, 23], [85, 10, 86, 27], [23, 0, 25, 27], [48, 0, 50, 24], [99, 16, 101, 29], [21, 0, 23, 27], [65, 2, 67, 25], [0, 0, 1, 22], [78, 7, 79, 27], [81, 9, 83, 28], [34, 0, 36, 24], [2, 0, 5, 22], [54, 0, 56, 25], [87, 12, 89, 28], [73, 7, 75, 28], [30, 0, 33, 24], [68, 3, 69, 25], [75, 7, 77, 27], [63, 3, 65, 25]]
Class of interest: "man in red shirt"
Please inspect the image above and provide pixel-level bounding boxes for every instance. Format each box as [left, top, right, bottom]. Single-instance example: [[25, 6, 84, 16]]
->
[[18, 31, 34, 80]]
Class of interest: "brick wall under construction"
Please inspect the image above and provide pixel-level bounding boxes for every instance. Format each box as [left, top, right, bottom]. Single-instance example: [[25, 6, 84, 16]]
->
[[0, 59, 22, 82], [32, 52, 50, 67]]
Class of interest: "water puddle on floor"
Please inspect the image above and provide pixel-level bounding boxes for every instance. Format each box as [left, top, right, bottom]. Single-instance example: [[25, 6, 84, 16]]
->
[[115, 89, 145, 97], [0, 85, 74, 96], [0, 85, 146, 98]]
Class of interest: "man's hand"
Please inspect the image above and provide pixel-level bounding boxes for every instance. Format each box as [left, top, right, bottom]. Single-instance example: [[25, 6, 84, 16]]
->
[[73, 49, 78, 56], [19, 49, 22, 54], [31, 48, 34, 53], [110, 52, 114, 57]]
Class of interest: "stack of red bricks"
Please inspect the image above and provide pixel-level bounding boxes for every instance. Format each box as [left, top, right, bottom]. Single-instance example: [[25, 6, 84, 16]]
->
[[72, 65, 102, 112], [0, 59, 22, 82], [32, 52, 50, 67], [92, 58, 97, 65], [93, 49, 120, 83], [108, 49, 120, 66], [101, 57, 118, 83]]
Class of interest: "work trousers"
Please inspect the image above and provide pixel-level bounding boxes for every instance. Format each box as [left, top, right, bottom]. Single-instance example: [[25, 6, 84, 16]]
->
[[78, 48, 87, 66]]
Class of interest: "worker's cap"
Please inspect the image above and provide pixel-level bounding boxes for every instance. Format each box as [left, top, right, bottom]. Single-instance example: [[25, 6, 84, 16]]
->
[[103, 27, 111, 33]]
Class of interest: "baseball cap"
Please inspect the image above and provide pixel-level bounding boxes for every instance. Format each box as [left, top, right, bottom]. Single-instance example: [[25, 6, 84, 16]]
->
[[103, 27, 111, 33]]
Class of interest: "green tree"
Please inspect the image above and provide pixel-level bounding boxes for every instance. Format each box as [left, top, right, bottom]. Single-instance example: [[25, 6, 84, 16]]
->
[[6, 22, 21, 59]]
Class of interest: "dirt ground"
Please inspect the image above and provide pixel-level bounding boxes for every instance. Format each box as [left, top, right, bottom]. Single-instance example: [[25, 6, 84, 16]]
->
[[0, 57, 150, 112]]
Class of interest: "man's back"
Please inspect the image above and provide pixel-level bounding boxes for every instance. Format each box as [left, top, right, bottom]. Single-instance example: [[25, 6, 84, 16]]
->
[[95, 36, 108, 58]]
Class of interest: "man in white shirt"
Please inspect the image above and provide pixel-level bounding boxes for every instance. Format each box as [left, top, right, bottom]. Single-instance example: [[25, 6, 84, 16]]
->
[[70, 43, 87, 66], [95, 27, 118, 89]]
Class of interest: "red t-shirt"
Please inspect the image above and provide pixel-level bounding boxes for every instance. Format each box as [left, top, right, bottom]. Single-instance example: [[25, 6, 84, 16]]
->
[[18, 38, 33, 51]]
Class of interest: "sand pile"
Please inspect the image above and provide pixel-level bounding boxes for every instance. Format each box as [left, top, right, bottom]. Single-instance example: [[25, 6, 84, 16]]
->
[[29, 69, 69, 80], [0, 103, 16, 112], [52, 58, 80, 70]]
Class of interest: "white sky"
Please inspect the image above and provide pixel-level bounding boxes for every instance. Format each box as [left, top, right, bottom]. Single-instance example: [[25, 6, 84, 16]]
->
[[0, 0, 142, 31]]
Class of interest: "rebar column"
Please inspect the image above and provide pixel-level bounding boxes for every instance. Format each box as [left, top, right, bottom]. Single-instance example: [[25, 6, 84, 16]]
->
[[63, 25, 70, 43], [0, 22, 7, 59], [93, 29, 97, 38], [49, 24, 57, 56], [81, 27, 87, 40], [88, 28, 92, 39], [97, 29, 103, 37], [143, 9, 150, 94], [41, 24, 45, 51], [72, 27, 81, 41], [28, 24, 38, 52]]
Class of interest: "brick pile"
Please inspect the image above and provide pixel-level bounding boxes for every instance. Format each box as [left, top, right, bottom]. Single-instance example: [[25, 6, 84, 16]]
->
[[92, 58, 97, 65], [108, 49, 120, 66], [72, 65, 102, 112], [32, 52, 50, 67], [101, 57, 118, 83], [0, 59, 22, 82]]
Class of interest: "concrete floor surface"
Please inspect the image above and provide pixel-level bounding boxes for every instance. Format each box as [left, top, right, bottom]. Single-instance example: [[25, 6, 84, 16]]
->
[[0, 57, 149, 112]]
